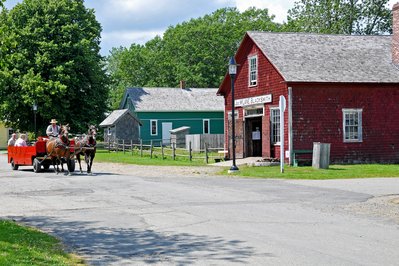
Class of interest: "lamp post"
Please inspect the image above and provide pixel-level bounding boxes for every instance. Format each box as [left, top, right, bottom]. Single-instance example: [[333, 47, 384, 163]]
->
[[32, 102, 37, 139], [228, 56, 239, 172]]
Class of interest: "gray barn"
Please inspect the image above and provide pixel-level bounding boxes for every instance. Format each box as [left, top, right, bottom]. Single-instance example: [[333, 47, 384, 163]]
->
[[100, 109, 141, 143]]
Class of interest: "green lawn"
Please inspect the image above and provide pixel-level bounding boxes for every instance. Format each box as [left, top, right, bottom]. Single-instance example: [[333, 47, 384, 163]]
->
[[95, 148, 214, 166], [227, 164, 399, 179], [0, 220, 84, 265]]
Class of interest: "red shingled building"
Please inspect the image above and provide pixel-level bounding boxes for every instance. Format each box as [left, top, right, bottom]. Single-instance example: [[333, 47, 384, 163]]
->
[[217, 3, 399, 164]]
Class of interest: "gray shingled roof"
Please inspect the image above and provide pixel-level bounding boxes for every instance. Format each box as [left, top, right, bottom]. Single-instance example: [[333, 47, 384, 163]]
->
[[122, 87, 224, 112], [99, 109, 139, 127], [248, 32, 399, 83]]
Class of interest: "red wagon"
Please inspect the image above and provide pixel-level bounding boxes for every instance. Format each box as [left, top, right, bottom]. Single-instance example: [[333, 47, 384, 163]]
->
[[8, 137, 76, 173]]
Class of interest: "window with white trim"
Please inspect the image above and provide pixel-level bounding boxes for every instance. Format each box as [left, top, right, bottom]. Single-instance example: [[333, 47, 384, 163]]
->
[[248, 55, 258, 86], [227, 110, 239, 120], [150, 120, 158, 136], [270, 108, 280, 144], [203, 119, 210, 134], [343, 109, 362, 142]]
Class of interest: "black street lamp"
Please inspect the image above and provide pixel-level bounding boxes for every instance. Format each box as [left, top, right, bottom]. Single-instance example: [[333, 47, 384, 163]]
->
[[228, 56, 239, 172], [32, 102, 37, 139]]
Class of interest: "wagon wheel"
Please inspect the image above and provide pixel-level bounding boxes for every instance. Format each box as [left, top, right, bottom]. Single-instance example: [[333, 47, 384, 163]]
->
[[33, 158, 41, 173], [10, 159, 18, 170]]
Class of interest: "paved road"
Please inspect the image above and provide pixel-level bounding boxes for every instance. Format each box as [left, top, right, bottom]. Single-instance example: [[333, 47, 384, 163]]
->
[[1, 155, 399, 265]]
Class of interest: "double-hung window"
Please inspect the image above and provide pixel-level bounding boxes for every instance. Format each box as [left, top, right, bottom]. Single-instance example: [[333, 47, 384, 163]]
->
[[248, 55, 258, 86], [270, 108, 280, 144], [150, 120, 158, 136], [203, 119, 210, 134], [343, 109, 362, 142]]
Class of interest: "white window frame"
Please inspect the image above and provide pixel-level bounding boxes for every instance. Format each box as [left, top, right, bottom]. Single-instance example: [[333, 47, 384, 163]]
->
[[150, 120, 158, 136], [107, 127, 112, 135], [248, 55, 258, 87], [227, 110, 239, 120], [270, 107, 280, 145], [244, 106, 264, 118], [342, 109, 363, 142], [203, 119, 210, 134]]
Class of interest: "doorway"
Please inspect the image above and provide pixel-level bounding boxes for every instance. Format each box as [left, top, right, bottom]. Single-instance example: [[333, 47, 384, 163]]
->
[[245, 117, 262, 157], [162, 122, 173, 145]]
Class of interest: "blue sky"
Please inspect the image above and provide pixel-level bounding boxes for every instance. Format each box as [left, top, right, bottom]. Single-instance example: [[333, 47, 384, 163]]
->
[[3, 0, 398, 56]]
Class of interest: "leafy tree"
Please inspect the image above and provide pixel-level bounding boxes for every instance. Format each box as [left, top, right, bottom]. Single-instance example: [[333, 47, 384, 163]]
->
[[0, 0, 108, 134], [107, 7, 281, 108], [286, 0, 392, 34]]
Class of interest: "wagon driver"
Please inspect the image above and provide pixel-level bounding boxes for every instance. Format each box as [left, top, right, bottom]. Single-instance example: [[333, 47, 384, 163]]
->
[[46, 118, 60, 138]]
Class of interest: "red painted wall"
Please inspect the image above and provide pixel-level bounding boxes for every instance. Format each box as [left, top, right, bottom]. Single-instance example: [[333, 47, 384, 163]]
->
[[222, 35, 288, 159], [291, 83, 399, 163]]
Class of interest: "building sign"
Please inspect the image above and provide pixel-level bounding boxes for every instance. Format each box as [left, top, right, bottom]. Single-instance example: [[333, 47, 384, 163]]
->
[[235, 94, 272, 107]]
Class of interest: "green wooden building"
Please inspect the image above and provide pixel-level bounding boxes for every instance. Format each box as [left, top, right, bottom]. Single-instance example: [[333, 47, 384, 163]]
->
[[119, 87, 224, 144]]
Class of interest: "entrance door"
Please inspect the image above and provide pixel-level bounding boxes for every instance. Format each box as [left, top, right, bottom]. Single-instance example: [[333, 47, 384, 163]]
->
[[245, 118, 262, 156], [162, 122, 173, 145]]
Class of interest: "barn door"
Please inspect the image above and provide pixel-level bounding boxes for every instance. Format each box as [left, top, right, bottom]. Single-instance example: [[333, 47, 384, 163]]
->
[[162, 122, 173, 145]]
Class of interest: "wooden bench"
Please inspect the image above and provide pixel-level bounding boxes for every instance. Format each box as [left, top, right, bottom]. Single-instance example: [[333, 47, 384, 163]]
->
[[292, 149, 313, 166]]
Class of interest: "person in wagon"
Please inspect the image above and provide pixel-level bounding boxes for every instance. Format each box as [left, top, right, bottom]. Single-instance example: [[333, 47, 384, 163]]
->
[[46, 118, 60, 138], [8, 133, 17, 146], [15, 134, 27, 147]]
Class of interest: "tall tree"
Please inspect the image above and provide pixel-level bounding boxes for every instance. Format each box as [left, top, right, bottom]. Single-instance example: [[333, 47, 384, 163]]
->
[[0, 0, 108, 134], [286, 0, 392, 34], [107, 7, 281, 108]]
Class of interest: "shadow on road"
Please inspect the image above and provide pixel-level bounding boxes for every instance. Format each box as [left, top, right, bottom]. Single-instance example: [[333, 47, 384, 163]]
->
[[9, 216, 266, 265]]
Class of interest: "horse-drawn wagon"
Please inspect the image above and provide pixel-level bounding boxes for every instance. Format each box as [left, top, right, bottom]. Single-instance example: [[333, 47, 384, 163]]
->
[[8, 124, 97, 174], [7, 137, 76, 173]]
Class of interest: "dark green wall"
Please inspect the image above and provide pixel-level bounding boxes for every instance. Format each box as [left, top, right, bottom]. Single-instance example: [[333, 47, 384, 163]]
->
[[137, 111, 224, 141]]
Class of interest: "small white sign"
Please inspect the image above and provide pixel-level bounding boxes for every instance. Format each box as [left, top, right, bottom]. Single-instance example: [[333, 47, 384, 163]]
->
[[235, 94, 272, 107]]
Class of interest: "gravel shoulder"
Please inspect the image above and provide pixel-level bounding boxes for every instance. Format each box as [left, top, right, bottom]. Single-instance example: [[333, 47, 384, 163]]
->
[[93, 161, 224, 177]]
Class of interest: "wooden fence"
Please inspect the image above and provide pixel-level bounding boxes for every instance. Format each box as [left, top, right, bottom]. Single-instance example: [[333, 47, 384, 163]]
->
[[101, 139, 226, 164]]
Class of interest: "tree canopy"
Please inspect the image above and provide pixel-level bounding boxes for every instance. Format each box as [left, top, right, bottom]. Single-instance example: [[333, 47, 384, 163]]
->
[[286, 0, 392, 34], [107, 7, 281, 109], [0, 0, 108, 134]]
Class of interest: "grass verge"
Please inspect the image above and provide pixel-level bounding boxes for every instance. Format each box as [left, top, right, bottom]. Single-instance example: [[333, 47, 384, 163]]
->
[[229, 164, 399, 179], [95, 149, 212, 166], [0, 220, 84, 265]]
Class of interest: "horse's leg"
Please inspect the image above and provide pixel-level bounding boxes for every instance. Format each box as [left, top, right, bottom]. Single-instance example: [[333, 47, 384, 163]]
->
[[88, 150, 95, 174], [52, 157, 57, 173], [84, 153, 91, 174], [76, 153, 83, 173], [66, 157, 71, 175]]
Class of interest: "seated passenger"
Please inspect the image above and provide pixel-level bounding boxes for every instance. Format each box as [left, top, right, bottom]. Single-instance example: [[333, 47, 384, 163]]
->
[[8, 133, 17, 146], [15, 134, 27, 147]]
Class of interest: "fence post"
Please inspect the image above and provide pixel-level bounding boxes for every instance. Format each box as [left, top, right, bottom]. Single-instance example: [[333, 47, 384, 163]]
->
[[172, 142, 176, 160], [108, 138, 110, 153], [150, 140, 153, 159], [123, 139, 125, 154], [189, 141, 192, 161], [140, 139, 143, 157], [116, 139, 118, 153], [205, 142, 209, 164], [131, 140, 133, 155], [161, 139, 164, 159]]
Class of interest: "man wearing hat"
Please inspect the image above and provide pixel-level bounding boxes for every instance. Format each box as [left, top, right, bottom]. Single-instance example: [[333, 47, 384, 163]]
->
[[46, 118, 60, 138]]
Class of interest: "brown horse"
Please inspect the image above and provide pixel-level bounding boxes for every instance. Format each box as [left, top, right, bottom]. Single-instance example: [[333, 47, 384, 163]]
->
[[46, 124, 72, 174], [74, 125, 97, 175]]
